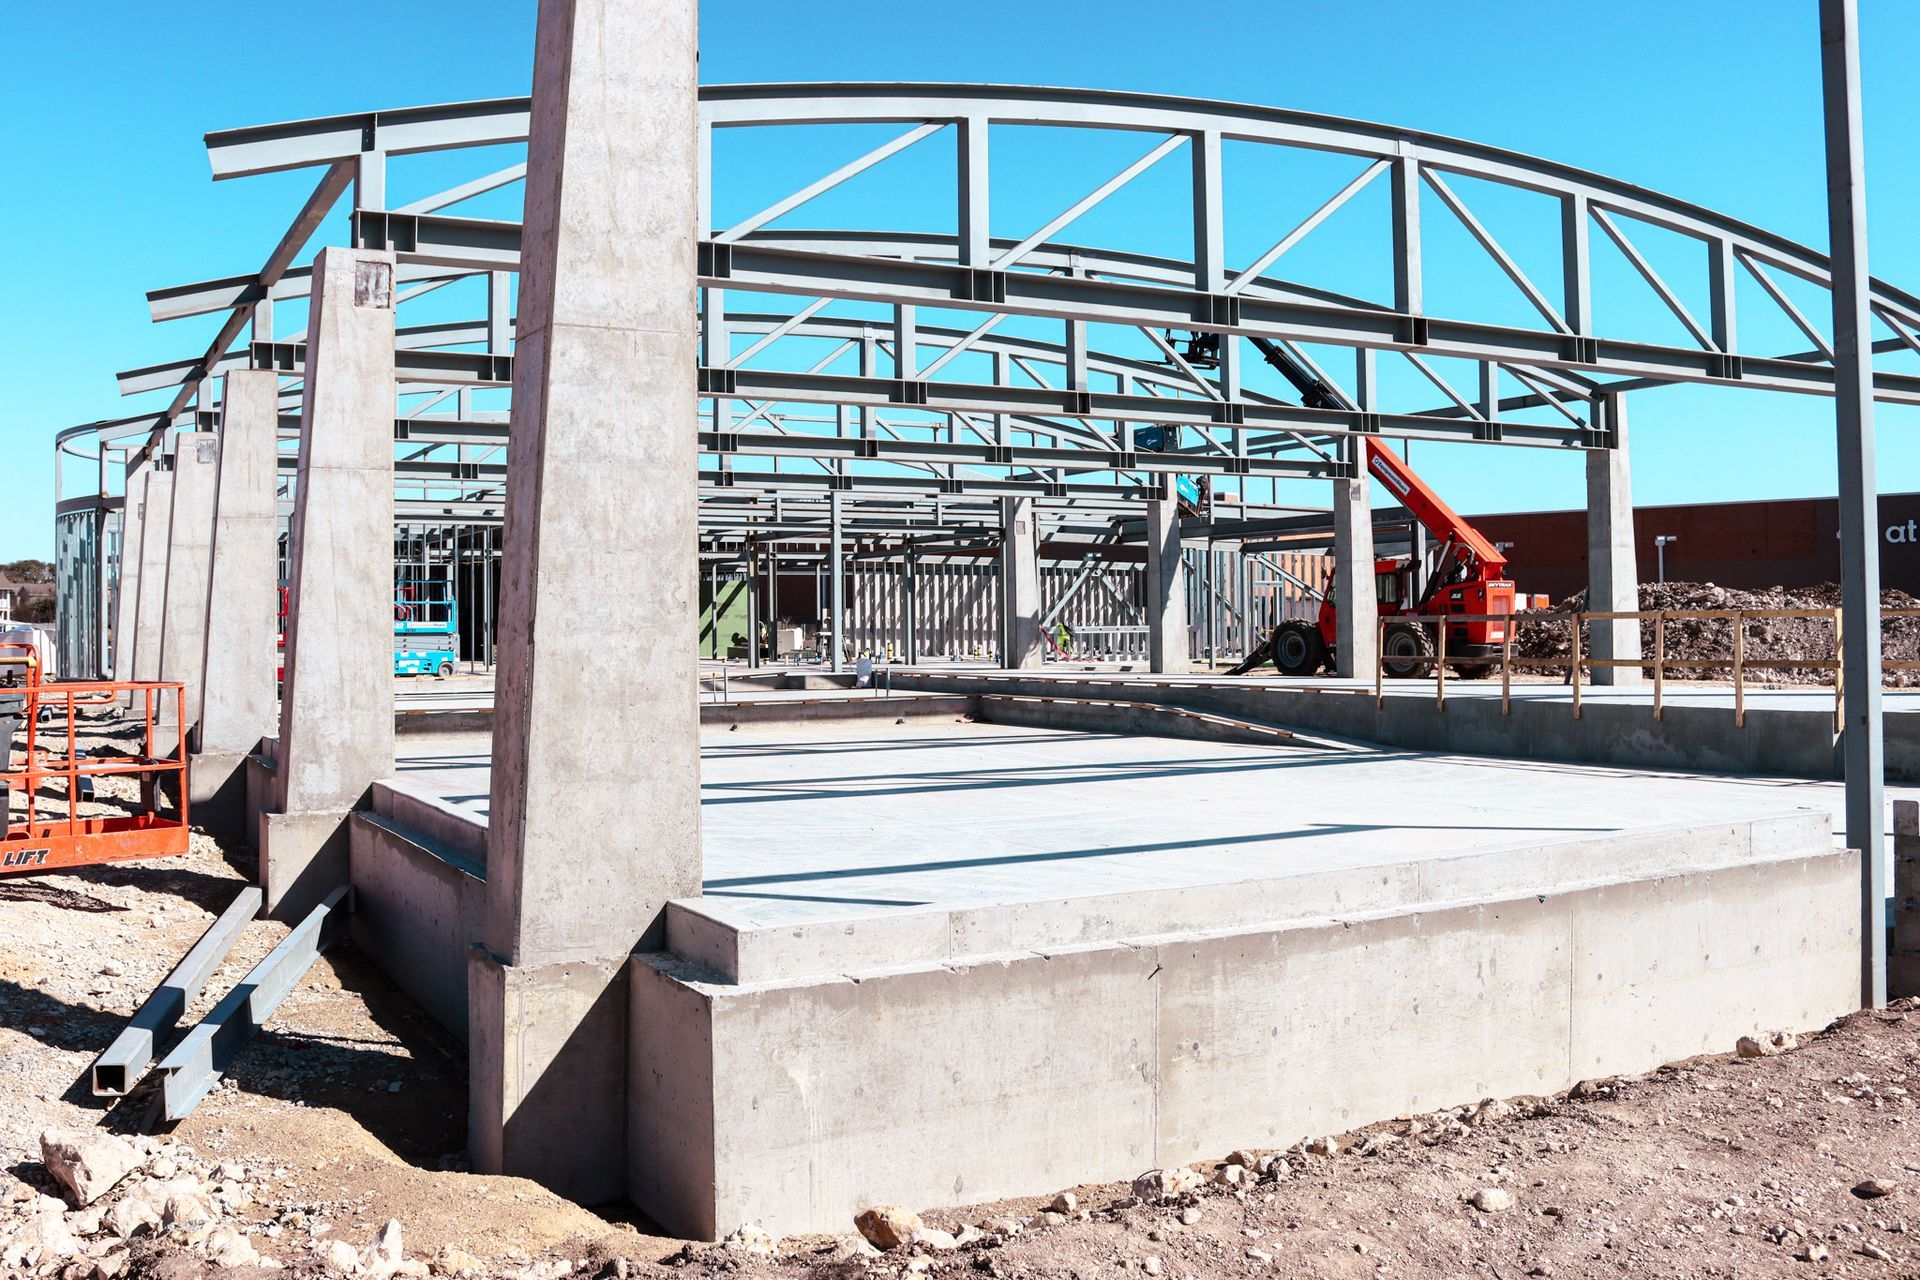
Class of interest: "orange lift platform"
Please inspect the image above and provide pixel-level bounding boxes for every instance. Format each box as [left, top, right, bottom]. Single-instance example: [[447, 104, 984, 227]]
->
[[0, 641, 191, 875]]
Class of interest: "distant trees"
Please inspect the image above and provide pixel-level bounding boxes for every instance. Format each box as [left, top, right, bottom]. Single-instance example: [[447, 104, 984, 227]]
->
[[2, 559, 57, 623], [0, 559, 53, 584]]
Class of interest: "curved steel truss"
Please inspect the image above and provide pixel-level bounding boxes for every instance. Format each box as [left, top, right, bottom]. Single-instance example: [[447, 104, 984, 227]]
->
[[59, 82, 1920, 542]]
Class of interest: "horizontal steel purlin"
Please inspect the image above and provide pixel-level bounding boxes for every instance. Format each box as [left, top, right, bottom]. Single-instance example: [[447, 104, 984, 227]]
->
[[348, 209, 1920, 408], [698, 469, 1167, 501], [695, 431, 1334, 477], [246, 342, 1578, 458]]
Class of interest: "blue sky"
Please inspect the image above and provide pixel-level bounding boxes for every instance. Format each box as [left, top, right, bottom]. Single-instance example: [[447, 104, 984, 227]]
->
[[3, 0, 1917, 557]]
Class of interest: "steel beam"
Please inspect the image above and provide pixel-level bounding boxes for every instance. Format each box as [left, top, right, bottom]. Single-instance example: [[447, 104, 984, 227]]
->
[[91, 886, 262, 1096], [155, 886, 350, 1121], [1821, 0, 1886, 1010]]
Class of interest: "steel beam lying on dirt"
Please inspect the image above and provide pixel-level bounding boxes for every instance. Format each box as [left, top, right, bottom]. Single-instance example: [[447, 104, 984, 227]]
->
[[91, 885, 262, 1096], [154, 884, 351, 1122]]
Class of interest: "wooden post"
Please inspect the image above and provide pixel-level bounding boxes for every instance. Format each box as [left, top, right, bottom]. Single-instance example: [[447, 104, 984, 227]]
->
[[1571, 613, 1583, 721], [1834, 607, 1846, 736], [1501, 615, 1513, 716], [1733, 611, 1746, 728], [1654, 612, 1665, 722], [1374, 617, 1385, 707]]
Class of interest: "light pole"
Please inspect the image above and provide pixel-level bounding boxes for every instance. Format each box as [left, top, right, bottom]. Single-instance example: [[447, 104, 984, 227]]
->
[[1654, 535, 1678, 583]]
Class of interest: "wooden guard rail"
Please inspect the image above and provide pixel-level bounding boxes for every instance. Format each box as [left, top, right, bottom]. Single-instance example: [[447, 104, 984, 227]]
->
[[1375, 608, 1920, 730]]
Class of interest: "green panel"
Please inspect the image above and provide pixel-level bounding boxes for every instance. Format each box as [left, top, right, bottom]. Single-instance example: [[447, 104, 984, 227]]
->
[[700, 575, 752, 659]]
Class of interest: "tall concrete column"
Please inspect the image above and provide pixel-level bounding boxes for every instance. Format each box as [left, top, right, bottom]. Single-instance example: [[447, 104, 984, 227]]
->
[[745, 545, 761, 668], [157, 431, 218, 746], [903, 551, 919, 665], [1000, 497, 1043, 668], [1146, 497, 1189, 674], [829, 491, 845, 673], [1332, 461, 1377, 681], [766, 544, 781, 660], [472, 0, 702, 1206], [262, 246, 398, 918], [130, 460, 175, 687], [112, 457, 149, 685], [194, 370, 281, 830], [1586, 393, 1642, 686]]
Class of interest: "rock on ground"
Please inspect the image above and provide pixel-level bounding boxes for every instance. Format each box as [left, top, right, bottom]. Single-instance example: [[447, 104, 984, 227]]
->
[[1131, 1167, 1204, 1203], [1469, 1186, 1514, 1213], [854, 1205, 924, 1250], [39, 1130, 142, 1208]]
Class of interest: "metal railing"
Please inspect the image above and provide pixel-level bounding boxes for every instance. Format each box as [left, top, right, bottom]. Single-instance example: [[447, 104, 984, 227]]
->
[[2, 643, 189, 874], [1375, 609, 1920, 731]]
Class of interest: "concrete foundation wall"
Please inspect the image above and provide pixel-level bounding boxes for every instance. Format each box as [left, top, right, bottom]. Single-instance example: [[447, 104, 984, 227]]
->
[[700, 694, 974, 728], [349, 780, 489, 1040], [664, 812, 1830, 985], [974, 693, 1310, 751], [630, 834, 1858, 1239], [895, 671, 1919, 781]]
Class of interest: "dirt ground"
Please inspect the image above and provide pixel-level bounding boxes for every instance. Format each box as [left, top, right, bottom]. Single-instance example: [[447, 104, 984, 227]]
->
[[8, 713, 1920, 1279], [669, 1008, 1920, 1280], [1, 712, 679, 1278]]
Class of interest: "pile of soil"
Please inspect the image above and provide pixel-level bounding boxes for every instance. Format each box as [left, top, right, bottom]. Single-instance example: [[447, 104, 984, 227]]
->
[[1511, 581, 1920, 686]]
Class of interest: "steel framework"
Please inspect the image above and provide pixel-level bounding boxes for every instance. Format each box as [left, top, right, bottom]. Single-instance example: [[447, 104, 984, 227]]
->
[[54, 81, 1920, 673]]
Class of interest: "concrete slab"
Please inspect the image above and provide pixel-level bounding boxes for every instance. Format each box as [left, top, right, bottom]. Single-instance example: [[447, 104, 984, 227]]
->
[[398, 664, 1920, 716], [359, 716, 1883, 1236], [392, 719, 1910, 931], [891, 669, 1920, 783]]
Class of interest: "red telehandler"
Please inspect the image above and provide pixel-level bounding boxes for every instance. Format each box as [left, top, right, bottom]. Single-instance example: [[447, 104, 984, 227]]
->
[[1226, 336, 1519, 679], [1233, 437, 1516, 678]]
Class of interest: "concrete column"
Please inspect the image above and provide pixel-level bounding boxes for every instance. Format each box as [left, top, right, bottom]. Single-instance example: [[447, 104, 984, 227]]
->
[[193, 370, 281, 831], [130, 461, 175, 687], [472, 0, 701, 1207], [766, 544, 780, 660], [1202, 544, 1216, 667], [746, 545, 761, 668], [157, 431, 218, 747], [903, 551, 919, 665], [1892, 800, 1919, 998], [829, 492, 845, 673], [262, 246, 397, 918], [112, 458, 149, 685], [1146, 497, 1189, 674], [1586, 393, 1643, 686], [1000, 497, 1043, 668], [1332, 462, 1378, 681]]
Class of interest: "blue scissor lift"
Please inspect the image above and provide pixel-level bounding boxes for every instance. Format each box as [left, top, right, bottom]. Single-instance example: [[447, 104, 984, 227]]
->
[[393, 578, 461, 677]]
